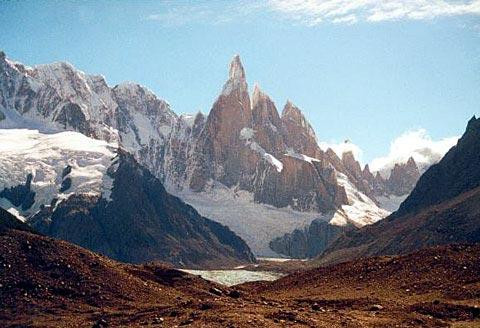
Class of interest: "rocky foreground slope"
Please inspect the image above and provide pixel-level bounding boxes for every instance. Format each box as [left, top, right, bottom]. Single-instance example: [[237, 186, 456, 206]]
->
[[2, 210, 479, 327]]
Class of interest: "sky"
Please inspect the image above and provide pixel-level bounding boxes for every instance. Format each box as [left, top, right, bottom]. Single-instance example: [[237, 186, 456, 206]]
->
[[1, 0, 479, 166]]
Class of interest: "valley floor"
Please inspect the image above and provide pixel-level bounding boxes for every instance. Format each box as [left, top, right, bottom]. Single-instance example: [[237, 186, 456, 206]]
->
[[1, 226, 479, 328]]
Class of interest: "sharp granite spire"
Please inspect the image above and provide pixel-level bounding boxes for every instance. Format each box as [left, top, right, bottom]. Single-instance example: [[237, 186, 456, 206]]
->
[[222, 54, 248, 96]]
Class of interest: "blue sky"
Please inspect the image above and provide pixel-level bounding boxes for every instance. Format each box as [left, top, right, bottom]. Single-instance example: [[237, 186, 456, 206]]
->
[[1, 0, 479, 164]]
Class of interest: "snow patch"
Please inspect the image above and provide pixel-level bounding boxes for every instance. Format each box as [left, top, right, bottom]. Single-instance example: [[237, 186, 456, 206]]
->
[[264, 153, 283, 173], [285, 149, 320, 164], [180, 114, 196, 128], [330, 172, 390, 227], [239, 127, 283, 172], [239, 127, 255, 140]]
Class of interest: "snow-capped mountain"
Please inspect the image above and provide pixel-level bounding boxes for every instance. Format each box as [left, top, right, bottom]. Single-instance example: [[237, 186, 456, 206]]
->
[[0, 128, 255, 268], [0, 50, 179, 182], [0, 51, 413, 256]]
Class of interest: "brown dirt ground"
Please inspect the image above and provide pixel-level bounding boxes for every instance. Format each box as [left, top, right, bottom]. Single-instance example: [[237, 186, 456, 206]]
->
[[1, 229, 479, 327]]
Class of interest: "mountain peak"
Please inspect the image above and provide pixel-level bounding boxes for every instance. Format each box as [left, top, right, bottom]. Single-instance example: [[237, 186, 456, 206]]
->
[[229, 54, 245, 80], [282, 100, 301, 119], [406, 156, 417, 168], [252, 83, 271, 109], [342, 150, 355, 161], [466, 115, 480, 134], [222, 55, 248, 96], [342, 151, 362, 176], [252, 82, 262, 99], [363, 163, 371, 172], [281, 101, 315, 138]]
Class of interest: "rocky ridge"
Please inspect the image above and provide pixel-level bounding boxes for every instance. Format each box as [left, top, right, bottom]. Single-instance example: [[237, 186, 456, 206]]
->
[[316, 116, 480, 265], [270, 154, 422, 258]]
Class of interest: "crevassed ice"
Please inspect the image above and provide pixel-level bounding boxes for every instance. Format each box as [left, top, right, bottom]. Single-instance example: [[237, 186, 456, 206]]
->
[[0, 129, 117, 218]]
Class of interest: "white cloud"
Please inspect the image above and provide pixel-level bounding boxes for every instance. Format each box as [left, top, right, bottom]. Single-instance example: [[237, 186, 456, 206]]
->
[[268, 0, 480, 26], [332, 14, 358, 24], [319, 139, 364, 163], [319, 129, 458, 175], [145, 2, 266, 27], [146, 7, 214, 26], [144, 1, 480, 27], [369, 129, 458, 175]]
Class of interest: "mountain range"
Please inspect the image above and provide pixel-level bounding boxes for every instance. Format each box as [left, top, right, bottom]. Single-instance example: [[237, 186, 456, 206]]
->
[[0, 51, 444, 260]]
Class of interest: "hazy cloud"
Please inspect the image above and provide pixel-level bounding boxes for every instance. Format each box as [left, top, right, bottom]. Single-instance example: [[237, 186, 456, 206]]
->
[[145, 1, 480, 27], [268, 0, 480, 26], [369, 129, 458, 175], [145, 2, 266, 27]]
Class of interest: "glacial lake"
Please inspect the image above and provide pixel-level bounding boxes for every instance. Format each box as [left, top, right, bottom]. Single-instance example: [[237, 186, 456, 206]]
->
[[179, 269, 285, 287]]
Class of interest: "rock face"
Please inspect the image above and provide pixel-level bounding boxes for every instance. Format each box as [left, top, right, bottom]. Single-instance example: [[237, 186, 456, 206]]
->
[[333, 148, 422, 212], [188, 55, 255, 191], [317, 117, 480, 265], [29, 151, 255, 268], [281, 101, 322, 158], [186, 56, 354, 213], [269, 219, 348, 258], [385, 157, 421, 196], [0, 51, 387, 220], [336, 150, 421, 201], [112, 82, 178, 181]]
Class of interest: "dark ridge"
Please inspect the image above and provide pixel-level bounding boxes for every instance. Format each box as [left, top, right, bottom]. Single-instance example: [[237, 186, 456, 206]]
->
[[0, 207, 35, 234], [0, 173, 36, 210], [394, 115, 480, 218], [30, 150, 256, 268]]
